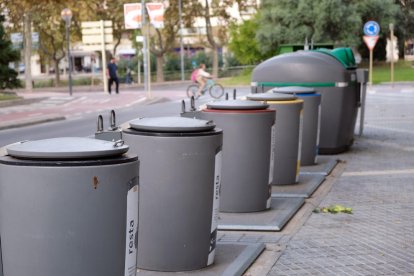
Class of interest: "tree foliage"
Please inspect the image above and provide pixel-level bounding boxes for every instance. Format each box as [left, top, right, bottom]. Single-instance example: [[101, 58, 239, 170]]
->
[[0, 15, 21, 90], [228, 18, 269, 65], [254, 0, 402, 60], [256, 0, 362, 55]]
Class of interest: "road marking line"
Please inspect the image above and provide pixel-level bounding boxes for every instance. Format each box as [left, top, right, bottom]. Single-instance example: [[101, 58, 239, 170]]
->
[[343, 169, 414, 177]]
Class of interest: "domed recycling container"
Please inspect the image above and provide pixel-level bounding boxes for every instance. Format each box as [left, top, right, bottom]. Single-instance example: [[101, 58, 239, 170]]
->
[[122, 116, 223, 272], [271, 86, 321, 166], [196, 100, 275, 213], [247, 93, 304, 185], [251, 48, 360, 154], [0, 137, 139, 276]]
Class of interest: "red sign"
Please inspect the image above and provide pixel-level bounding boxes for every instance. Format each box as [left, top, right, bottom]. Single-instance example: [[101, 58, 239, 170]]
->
[[146, 3, 164, 29], [124, 3, 142, 29], [363, 35, 379, 51]]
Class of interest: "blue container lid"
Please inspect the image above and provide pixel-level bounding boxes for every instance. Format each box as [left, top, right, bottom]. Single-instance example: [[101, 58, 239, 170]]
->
[[247, 93, 297, 101]]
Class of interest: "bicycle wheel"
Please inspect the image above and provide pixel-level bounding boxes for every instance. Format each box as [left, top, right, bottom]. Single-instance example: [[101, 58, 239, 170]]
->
[[209, 83, 224, 99], [186, 85, 199, 98]]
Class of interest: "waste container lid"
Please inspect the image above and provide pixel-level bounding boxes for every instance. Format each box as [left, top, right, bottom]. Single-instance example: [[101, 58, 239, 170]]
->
[[206, 100, 269, 110], [129, 116, 216, 132], [247, 93, 297, 101], [271, 86, 316, 94], [6, 137, 129, 160]]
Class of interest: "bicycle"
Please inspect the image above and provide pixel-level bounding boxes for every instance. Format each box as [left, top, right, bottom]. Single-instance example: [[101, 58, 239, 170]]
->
[[186, 79, 224, 99]]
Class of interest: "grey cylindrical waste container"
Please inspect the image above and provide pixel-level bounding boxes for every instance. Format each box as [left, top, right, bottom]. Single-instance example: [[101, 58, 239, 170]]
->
[[122, 117, 223, 272], [251, 48, 359, 154], [0, 239, 2, 276], [271, 86, 321, 165], [0, 137, 139, 276], [196, 100, 275, 213], [247, 93, 304, 185]]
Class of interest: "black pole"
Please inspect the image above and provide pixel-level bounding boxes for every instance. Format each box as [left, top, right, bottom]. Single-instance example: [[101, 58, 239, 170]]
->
[[65, 20, 73, 96]]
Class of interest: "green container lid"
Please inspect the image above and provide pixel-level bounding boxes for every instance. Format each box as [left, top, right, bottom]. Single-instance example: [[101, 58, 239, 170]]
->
[[313, 47, 356, 69]]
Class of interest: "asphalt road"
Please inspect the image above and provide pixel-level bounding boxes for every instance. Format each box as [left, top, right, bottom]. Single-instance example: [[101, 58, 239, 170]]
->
[[0, 85, 251, 147]]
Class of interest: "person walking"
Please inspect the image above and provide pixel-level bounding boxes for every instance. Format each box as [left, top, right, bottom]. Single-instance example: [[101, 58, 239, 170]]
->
[[107, 57, 119, 94]]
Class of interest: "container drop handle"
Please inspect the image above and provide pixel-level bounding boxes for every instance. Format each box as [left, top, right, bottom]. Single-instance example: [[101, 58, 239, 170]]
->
[[113, 140, 125, 147], [225, 93, 229, 100], [206, 120, 214, 126], [110, 110, 117, 130], [181, 100, 186, 113], [233, 89, 237, 100], [97, 115, 104, 132]]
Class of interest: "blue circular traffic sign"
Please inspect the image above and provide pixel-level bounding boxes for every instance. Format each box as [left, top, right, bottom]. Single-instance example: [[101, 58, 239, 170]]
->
[[364, 21, 380, 36]]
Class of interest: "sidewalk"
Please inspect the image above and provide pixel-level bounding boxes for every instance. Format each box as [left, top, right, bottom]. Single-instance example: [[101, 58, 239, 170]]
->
[[248, 84, 414, 275]]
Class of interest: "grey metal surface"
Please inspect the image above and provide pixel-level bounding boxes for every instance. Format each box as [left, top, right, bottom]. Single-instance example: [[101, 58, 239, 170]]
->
[[0, 155, 139, 276], [251, 51, 360, 154], [217, 197, 305, 231], [197, 109, 275, 213], [271, 174, 325, 198], [129, 116, 215, 132], [271, 86, 316, 94], [136, 243, 265, 276], [206, 100, 269, 110], [6, 137, 128, 159], [266, 100, 304, 185], [252, 51, 352, 85], [300, 156, 338, 176], [123, 128, 223, 271], [0, 238, 2, 276]]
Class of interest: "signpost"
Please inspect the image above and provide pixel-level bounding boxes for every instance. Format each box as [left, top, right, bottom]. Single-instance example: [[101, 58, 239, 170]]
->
[[81, 20, 113, 93], [389, 23, 395, 86], [123, 2, 165, 99], [363, 21, 380, 85]]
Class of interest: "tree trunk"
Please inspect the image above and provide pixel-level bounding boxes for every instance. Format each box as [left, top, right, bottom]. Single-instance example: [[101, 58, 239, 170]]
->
[[156, 55, 164, 82], [212, 47, 219, 78], [24, 12, 33, 92], [54, 59, 60, 87]]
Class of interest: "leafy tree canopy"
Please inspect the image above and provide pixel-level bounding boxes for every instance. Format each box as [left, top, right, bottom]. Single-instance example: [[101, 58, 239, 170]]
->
[[0, 15, 21, 90]]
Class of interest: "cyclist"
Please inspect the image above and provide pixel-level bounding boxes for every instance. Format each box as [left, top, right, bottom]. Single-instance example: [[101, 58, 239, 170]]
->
[[193, 64, 211, 98]]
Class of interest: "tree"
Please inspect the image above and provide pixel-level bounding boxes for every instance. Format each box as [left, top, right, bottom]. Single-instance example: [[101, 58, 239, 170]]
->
[[352, 0, 401, 60], [228, 18, 269, 65], [256, 0, 361, 55], [3, 0, 69, 89], [148, 0, 181, 82], [0, 15, 21, 90], [256, 0, 401, 60], [187, 0, 251, 77]]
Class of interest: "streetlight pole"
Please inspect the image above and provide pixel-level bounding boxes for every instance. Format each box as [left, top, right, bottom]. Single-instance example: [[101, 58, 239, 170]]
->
[[179, 0, 185, 81], [141, 0, 149, 95], [61, 8, 73, 96]]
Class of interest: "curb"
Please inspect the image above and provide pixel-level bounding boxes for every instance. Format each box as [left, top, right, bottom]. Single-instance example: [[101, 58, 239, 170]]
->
[[0, 115, 66, 131], [0, 97, 47, 108]]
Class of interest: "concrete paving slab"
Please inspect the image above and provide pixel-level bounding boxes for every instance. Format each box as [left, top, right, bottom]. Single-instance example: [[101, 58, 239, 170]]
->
[[136, 242, 265, 276], [217, 197, 304, 231], [299, 156, 338, 176], [271, 174, 325, 198]]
